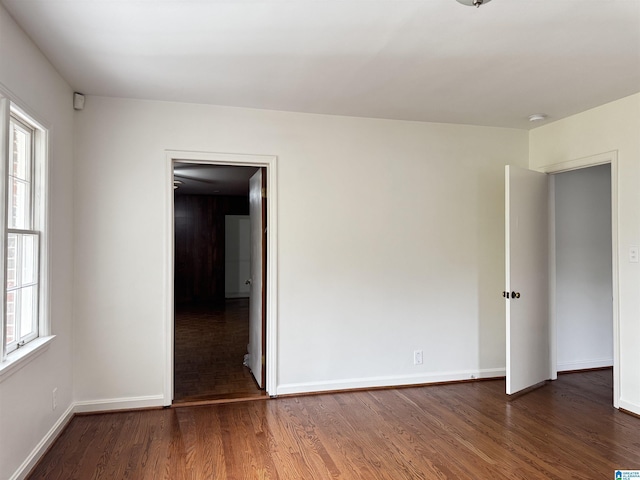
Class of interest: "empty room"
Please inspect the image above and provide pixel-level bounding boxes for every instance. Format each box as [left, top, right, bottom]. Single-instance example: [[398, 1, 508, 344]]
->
[[0, 1, 639, 479]]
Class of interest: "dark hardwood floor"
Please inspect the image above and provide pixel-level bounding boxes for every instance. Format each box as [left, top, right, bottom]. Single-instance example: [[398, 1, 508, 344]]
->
[[28, 369, 640, 479], [174, 298, 264, 403]]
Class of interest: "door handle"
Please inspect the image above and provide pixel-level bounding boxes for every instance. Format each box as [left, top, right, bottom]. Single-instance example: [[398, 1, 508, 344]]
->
[[245, 279, 252, 285], [503, 291, 521, 299]]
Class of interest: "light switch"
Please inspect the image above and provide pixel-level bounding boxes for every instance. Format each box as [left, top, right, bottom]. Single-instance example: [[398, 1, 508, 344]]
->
[[630, 246, 639, 263]]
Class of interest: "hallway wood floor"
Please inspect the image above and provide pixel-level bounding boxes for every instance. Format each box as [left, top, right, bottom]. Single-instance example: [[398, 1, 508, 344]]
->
[[28, 369, 640, 479], [174, 298, 264, 403]]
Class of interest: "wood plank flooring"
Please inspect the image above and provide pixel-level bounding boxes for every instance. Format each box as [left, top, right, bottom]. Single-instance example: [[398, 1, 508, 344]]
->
[[28, 369, 640, 479], [174, 299, 264, 402]]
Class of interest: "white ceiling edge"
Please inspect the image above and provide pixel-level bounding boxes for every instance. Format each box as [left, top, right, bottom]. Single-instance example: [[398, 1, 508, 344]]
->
[[1, 0, 639, 130]]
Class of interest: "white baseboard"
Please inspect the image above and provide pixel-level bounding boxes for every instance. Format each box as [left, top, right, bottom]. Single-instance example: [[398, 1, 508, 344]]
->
[[10, 403, 75, 480], [10, 394, 165, 479], [557, 358, 613, 372], [619, 398, 640, 417], [18, 369, 629, 480], [275, 368, 506, 396], [73, 394, 165, 413]]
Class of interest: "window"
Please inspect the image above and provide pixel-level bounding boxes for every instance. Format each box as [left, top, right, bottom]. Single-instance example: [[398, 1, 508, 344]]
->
[[0, 98, 48, 360]]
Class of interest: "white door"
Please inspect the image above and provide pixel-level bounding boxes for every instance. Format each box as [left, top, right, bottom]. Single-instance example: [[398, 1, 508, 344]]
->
[[248, 169, 266, 388], [505, 165, 551, 395], [224, 215, 251, 298]]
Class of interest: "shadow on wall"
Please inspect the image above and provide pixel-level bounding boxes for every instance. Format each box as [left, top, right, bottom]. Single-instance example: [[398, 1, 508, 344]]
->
[[477, 164, 507, 376]]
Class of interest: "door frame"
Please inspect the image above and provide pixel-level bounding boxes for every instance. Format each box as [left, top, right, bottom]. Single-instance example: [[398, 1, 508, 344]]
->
[[163, 150, 278, 404], [538, 150, 619, 408]]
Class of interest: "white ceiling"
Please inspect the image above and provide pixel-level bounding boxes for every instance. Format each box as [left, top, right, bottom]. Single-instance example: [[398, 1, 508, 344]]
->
[[2, 0, 639, 129]]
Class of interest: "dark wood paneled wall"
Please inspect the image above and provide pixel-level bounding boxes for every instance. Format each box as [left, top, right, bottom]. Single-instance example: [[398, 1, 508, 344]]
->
[[174, 195, 249, 305]]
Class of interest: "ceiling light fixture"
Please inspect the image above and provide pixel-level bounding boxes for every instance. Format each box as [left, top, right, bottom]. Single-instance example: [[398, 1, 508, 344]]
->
[[528, 113, 548, 122], [456, 0, 492, 7]]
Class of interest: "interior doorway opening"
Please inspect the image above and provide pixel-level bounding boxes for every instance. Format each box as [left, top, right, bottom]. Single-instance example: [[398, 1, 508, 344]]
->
[[552, 163, 613, 377], [172, 162, 266, 404], [164, 150, 278, 406], [505, 151, 619, 406], [543, 153, 620, 410]]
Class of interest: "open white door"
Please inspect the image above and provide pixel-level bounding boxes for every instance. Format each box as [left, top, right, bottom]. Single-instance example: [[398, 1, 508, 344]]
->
[[505, 165, 551, 395], [248, 168, 266, 388]]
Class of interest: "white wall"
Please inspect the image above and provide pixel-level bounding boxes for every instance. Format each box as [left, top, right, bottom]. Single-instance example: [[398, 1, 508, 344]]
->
[[1, 2, 636, 474], [555, 164, 613, 371], [225, 215, 251, 298], [0, 4, 75, 479], [530, 93, 640, 415], [73, 95, 528, 403]]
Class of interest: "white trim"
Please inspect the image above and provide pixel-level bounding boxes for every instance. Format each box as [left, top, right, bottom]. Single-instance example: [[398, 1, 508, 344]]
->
[[164, 150, 279, 403], [619, 399, 640, 417], [34, 119, 50, 340], [504, 166, 511, 392], [538, 151, 614, 175], [548, 174, 557, 381], [73, 395, 165, 413], [557, 358, 613, 372], [0, 82, 53, 132], [8, 402, 75, 480], [0, 335, 55, 382], [535, 150, 620, 409], [0, 97, 8, 361], [0, 89, 51, 361], [163, 153, 174, 406], [276, 368, 506, 396]]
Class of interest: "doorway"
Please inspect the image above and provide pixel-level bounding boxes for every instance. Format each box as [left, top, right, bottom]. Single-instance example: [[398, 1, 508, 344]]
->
[[544, 152, 619, 408], [173, 164, 261, 402], [505, 151, 619, 406], [163, 151, 278, 406], [552, 163, 613, 375]]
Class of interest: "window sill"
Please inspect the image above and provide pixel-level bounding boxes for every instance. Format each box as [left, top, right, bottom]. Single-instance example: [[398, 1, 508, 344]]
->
[[0, 335, 55, 383]]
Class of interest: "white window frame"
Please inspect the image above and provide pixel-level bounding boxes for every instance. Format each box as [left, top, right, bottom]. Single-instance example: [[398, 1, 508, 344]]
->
[[6, 115, 39, 352], [0, 94, 50, 366]]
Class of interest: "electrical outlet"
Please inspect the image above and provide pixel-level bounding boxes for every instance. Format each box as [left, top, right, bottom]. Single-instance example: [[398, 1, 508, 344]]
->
[[413, 350, 423, 365], [52, 388, 57, 411]]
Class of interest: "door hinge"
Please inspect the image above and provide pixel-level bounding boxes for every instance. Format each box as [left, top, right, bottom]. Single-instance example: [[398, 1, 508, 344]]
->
[[261, 187, 267, 199], [261, 355, 266, 365]]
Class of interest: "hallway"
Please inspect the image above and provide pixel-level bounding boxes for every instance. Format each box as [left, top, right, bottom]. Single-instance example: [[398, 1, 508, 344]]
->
[[174, 298, 264, 403]]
